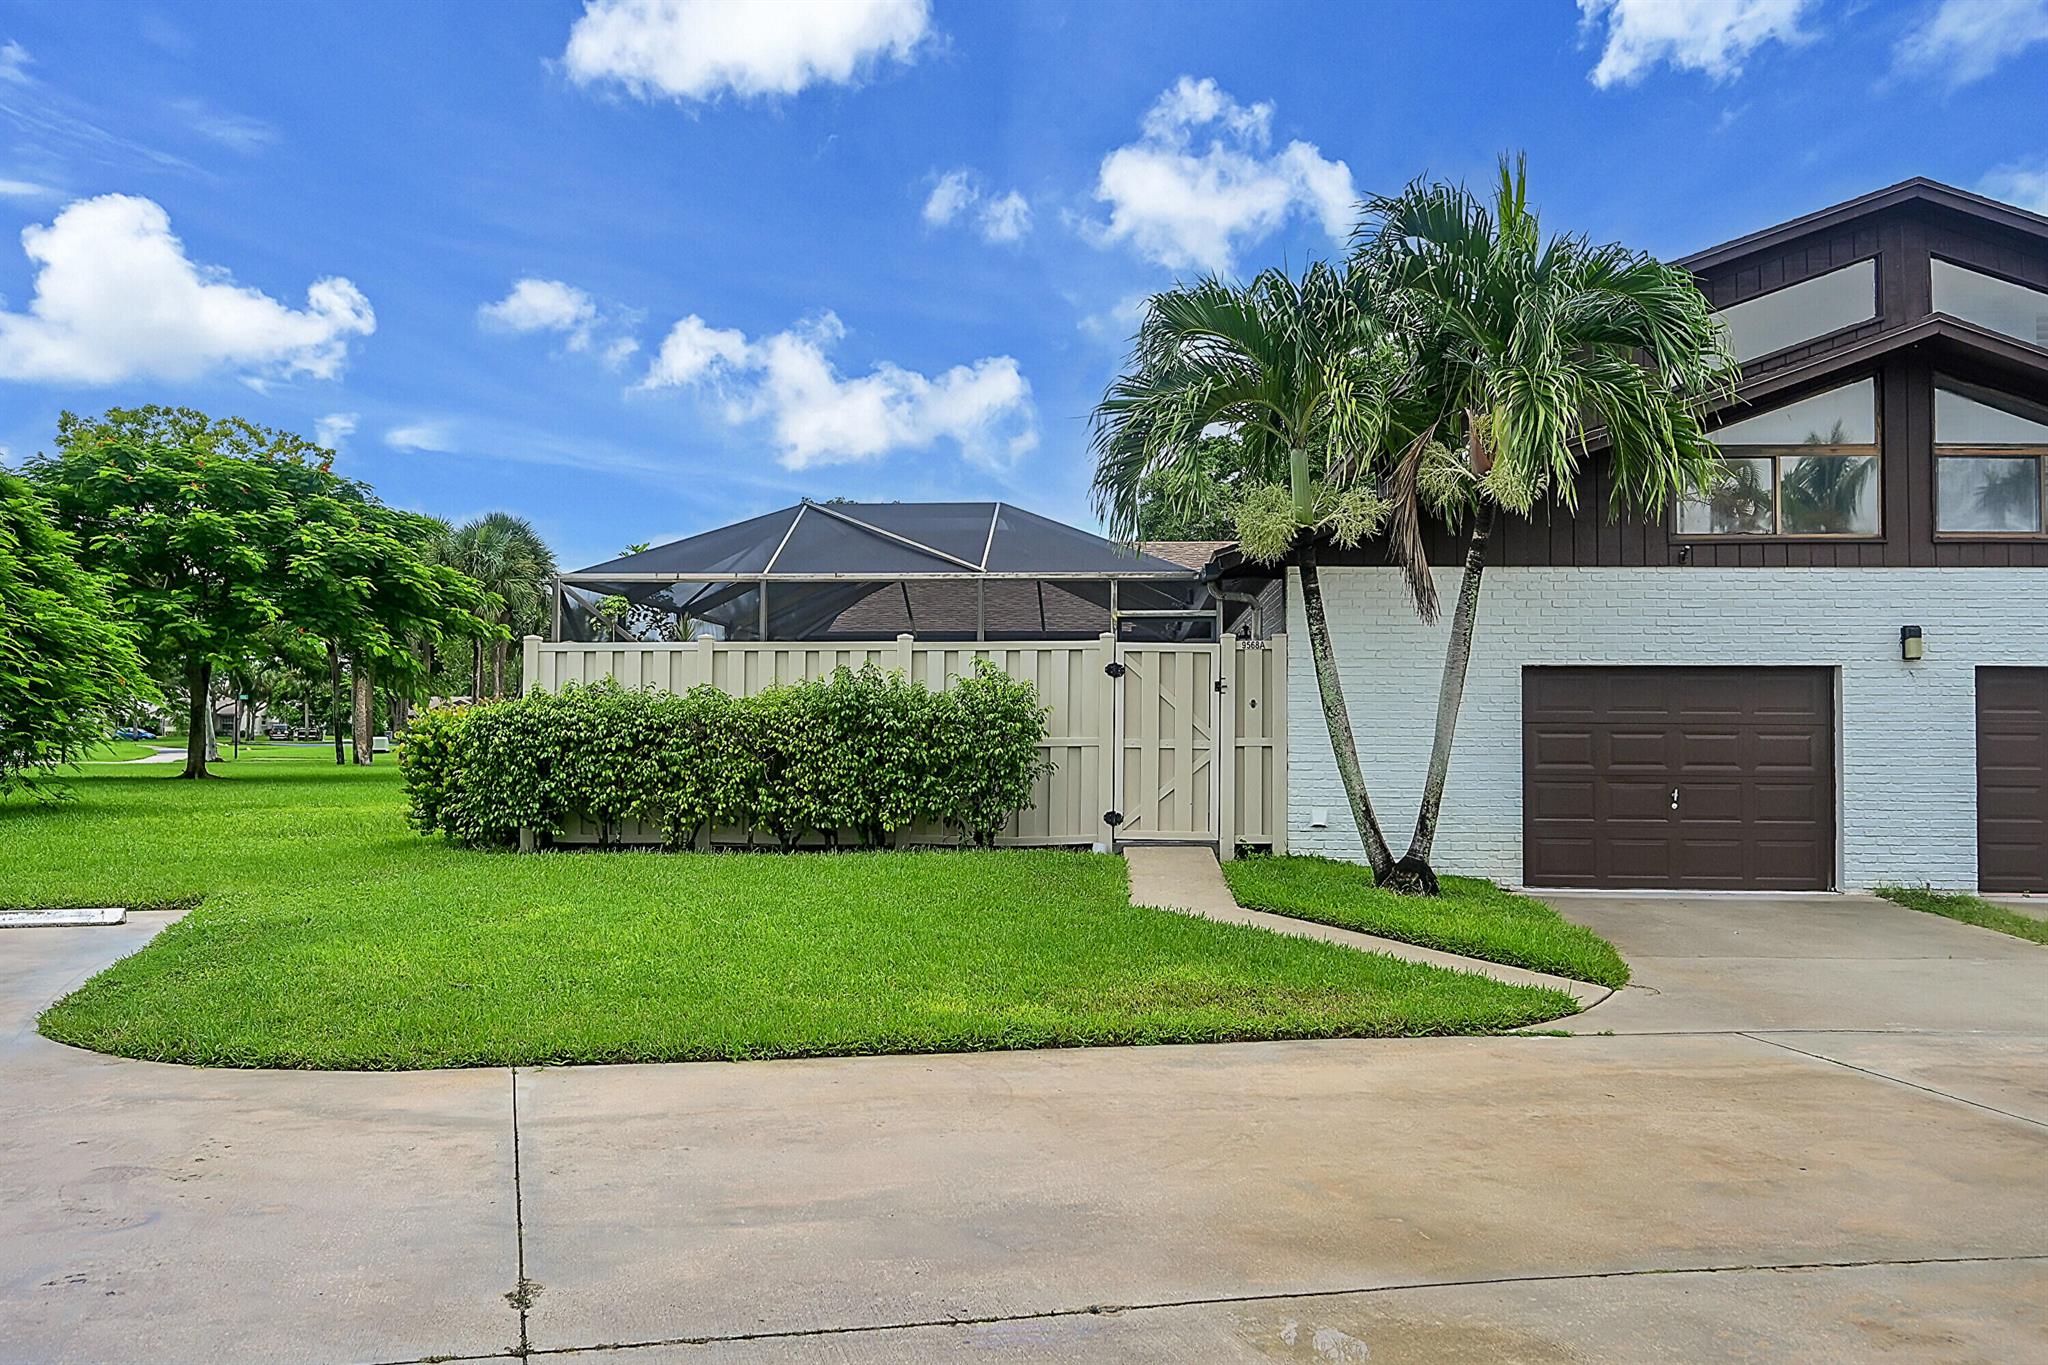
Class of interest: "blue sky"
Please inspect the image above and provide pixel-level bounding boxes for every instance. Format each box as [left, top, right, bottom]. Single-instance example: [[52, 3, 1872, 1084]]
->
[[2, 0, 2046, 569]]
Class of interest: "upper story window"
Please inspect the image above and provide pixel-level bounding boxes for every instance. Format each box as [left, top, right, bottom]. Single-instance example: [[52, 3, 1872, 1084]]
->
[[1935, 383, 2048, 535], [1714, 259, 1877, 364], [1677, 378, 1880, 537], [1931, 259, 2048, 349]]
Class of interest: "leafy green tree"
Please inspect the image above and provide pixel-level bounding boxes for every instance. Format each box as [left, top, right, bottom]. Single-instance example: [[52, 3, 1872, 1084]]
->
[[28, 406, 489, 777], [28, 411, 319, 777], [1092, 261, 1457, 879], [276, 499, 492, 766], [0, 469, 154, 794], [1133, 435, 1247, 542], [1355, 157, 1734, 891]]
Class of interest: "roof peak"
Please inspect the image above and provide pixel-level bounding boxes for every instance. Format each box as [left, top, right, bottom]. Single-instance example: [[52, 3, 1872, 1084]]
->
[[1681, 177, 2048, 274]]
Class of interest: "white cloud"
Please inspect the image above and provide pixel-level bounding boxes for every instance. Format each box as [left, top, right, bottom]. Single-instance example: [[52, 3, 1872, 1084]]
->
[[1982, 157, 2048, 214], [563, 0, 930, 103], [0, 40, 30, 84], [921, 168, 1033, 244], [0, 178, 53, 199], [1578, 0, 1811, 89], [640, 313, 751, 386], [170, 98, 278, 152], [1895, 0, 2048, 88], [921, 169, 976, 226], [0, 194, 374, 386], [314, 412, 358, 450], [640, 309, 1036, 470], [386, 422, 458, 453], [480, 276, 645, 366], [480, 277, 599, 344], [978, 190, 1032, 243], [1077, 290, 1150, 341], [1090, 77, 1354, 273]]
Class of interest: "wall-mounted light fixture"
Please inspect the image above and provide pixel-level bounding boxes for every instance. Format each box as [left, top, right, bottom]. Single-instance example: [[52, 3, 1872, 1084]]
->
[[1900, 625, 1924, 662]]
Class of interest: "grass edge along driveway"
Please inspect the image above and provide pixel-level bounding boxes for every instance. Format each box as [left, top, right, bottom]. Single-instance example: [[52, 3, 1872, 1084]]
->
[[11, 752, 1584, 1070], [1224, 854, 1630, 988], [1876, 884, 2048, 947]]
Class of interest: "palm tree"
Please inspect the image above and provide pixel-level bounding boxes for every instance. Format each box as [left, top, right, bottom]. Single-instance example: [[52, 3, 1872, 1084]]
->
[[443, 513, 557, 698], [1355, 157, 1736, 893], [1697, 457, 1773, 533], [1780, 456, 1876, 534], [1092, 261, 1463, 880], [1970, 459, 2043, 529]]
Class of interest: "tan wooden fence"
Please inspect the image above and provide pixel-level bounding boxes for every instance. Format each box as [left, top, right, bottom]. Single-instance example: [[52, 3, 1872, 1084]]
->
[[521, 633, 1286, 855]]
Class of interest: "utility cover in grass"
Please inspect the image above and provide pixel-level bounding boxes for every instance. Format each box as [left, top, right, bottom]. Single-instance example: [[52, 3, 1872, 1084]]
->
[[0, 907, 125, 928]]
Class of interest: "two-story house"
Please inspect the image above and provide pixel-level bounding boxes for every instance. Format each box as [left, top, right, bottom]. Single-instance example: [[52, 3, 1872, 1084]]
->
[[1286, 178, 2048, 894]]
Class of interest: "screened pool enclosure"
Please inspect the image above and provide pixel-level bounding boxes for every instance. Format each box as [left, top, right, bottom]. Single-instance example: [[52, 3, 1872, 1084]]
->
[[553, 499, 1261, 643]]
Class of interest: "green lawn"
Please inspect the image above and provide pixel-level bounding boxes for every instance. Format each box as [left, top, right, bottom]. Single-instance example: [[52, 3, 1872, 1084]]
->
[[1223, 855, 1630, 988], [7, 752, 1583, 1069], [1875, 885, 2048, 947]]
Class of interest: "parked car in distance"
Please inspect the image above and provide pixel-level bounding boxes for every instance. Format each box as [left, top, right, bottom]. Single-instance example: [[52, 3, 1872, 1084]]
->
[[112, 727, 158, 741], [264, 722, 292, 740]]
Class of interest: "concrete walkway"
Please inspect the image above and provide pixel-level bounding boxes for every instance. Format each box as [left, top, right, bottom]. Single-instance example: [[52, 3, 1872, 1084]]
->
[[3, 893, 2045, 1362], [1124, 844, 1612, 1007]]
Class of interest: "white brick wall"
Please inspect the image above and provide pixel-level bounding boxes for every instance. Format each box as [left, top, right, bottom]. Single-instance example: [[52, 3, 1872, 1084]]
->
[[1285, 566, 2048, 890]]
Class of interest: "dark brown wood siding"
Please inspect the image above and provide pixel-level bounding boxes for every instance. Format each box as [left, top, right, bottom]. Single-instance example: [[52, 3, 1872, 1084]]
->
[[1316, 201, 2048, 572], [1703, 220, 1887, 378], [1926, 217, 2048, 294]]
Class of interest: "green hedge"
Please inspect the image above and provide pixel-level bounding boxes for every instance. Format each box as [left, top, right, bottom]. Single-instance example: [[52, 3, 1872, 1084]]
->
[[398, 662, 1053, 850]]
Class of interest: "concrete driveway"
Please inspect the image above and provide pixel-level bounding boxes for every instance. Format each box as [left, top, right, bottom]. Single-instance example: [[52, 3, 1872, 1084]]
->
[[2, 895, 2044, 1364]]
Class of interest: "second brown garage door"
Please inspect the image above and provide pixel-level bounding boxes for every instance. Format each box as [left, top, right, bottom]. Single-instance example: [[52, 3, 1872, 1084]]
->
[[1978, 668, 2048, 893], [1524, 667, 1835, 890]]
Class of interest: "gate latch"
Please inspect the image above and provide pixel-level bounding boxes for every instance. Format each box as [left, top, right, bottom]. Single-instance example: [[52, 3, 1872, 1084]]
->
[[1103, 810, 1125, 827], [1104, 661, 1127, 678], [1214, 679, 1227, 693]]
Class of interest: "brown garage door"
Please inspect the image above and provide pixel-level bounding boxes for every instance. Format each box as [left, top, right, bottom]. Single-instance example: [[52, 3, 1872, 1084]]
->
[[1978, 668, 2048, 893], [1524, 667, 1834, 890]]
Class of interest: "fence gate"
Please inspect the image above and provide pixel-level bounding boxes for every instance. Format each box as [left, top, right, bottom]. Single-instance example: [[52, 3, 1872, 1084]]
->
[[1110, 643, 1221, 845], [523, 632, 1284, 855]]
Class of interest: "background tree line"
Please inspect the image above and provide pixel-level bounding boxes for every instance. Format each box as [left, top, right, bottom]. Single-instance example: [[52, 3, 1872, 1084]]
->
[[1, 404, 560, 788]]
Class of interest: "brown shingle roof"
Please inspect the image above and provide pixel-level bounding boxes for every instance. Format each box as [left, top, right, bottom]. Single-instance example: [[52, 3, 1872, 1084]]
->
[[1137, 540, 1232, 571]]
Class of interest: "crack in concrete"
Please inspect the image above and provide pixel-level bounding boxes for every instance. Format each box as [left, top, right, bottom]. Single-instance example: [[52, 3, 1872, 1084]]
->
[[506, 1068, 537, 1358], [364, 1252, 2048, 1362], [1739, 1031, 2048, 1132]]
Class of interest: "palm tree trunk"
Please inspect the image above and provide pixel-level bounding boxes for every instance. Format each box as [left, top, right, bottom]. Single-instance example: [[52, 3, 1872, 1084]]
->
[[492, 638, 506, 699], [1389, 502, 1498, 896], [180, 660, 212, 779], [328, 641, 346, 766], [1297, 538, 1397, 880], [350, 658, 376, 765], [472, 639, 484, 701]]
